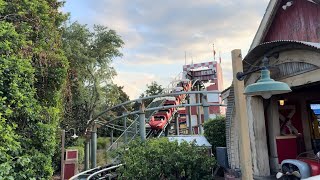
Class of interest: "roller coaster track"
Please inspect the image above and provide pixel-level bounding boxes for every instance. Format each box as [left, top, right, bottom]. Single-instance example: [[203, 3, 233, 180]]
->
[[106, 98, 167, 151], [76, 76, 225, 178], [106, 78, 196, 151], [69, 164, 123, 180]]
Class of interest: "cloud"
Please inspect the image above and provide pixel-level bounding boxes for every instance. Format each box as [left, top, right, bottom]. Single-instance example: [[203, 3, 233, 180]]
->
[[113, 71, 171, 99], [64, 0, 270, 99]]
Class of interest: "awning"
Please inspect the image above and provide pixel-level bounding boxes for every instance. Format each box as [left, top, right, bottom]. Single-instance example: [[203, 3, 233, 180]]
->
[[243, 40, 320, 73]]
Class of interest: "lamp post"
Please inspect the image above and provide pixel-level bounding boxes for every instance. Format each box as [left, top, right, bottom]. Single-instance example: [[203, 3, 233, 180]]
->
[[236, 56, 292, 98], [61, 128, 78, 180]]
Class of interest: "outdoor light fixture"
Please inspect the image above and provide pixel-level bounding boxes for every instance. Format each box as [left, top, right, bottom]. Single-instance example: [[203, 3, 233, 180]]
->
[[71, 133, 78, 139], [279, 99, 285, 106], [282, 1, 294, 10], [236, 57, 292, 99], [66, 128, 78, 139]]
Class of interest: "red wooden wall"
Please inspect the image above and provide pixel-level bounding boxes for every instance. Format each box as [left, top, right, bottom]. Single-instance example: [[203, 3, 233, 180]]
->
[[264, 0, 320, 43]]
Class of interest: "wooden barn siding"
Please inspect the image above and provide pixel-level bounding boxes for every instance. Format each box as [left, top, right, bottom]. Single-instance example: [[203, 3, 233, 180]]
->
[[264, 0, 320, 43]]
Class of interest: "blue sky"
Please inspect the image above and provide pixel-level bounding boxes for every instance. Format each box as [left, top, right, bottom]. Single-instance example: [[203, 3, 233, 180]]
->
[[63, 0, 269, 99]]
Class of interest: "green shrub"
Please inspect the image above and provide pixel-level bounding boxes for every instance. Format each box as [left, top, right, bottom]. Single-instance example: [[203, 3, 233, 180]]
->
[[97, 137, 110, 150], [117, 138, 215, 179], [97, 150, 109, 166], [204, 116, 226, 153], [74, 137, 86, 147]]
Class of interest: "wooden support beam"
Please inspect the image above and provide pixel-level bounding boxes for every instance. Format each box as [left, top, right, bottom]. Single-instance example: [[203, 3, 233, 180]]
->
[[300, 97, 312, 151], [232, 49, 253, 180], [267, 97, 280, 173], [247, 96, 270, 176]]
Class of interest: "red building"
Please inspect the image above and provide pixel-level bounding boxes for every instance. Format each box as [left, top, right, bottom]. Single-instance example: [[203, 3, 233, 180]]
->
[[182, 61, 225, 133]]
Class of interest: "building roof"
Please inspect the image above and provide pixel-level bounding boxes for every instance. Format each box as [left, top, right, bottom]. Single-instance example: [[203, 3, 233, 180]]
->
[[167, 135, 212, 147], [249, 0, 320, 50], [244, 40, 320, 73]]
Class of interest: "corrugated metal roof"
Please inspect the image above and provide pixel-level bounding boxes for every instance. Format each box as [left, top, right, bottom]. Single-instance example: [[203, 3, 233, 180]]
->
[[167, 135, 212, 147], [244, 40, 320, 73]]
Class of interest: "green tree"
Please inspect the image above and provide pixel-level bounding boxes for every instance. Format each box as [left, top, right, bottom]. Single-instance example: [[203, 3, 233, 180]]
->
[[134, 81, 164, 110], [0, 0, 68, 178], [97, 84, 133, 137], [116, 138, 215, 179], [62, 22, 124, 135], [203, 116, 226, 153], [145, 81, 164, 97]]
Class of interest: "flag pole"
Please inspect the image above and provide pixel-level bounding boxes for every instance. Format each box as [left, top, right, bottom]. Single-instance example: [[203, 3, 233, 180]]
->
[[213, 43, 216, 61]]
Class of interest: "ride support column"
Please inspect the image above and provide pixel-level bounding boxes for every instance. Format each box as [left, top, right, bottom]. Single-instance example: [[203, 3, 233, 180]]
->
[[123, 113, 128, 144], [202, 93, 210, 123], [197, 85, 203, 135], [110, 127, 113, 147], [90, 124, 97, 168], [187, 96, 192, 135], [138, 100, 146, 141], [175, 114, 180, 135], [84, 138, 90, 170]]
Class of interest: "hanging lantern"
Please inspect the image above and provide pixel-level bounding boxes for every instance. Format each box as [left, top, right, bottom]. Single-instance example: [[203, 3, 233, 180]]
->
[[244, 69, 292, 99]]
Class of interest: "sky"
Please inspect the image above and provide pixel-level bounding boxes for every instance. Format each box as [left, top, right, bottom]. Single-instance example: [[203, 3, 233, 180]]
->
[[62, 0, 270, 99]]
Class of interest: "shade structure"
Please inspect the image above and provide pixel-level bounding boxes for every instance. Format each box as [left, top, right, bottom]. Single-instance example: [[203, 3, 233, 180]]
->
[[244, 69, 292, 99]]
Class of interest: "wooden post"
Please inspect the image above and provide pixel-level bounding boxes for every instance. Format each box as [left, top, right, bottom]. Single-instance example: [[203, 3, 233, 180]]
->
[[61, 130, 65, 180], [300, 97, 312, 151], [247, 96, 270, 176], [231, 49, 253, 179], [267, 97, 280, 173]]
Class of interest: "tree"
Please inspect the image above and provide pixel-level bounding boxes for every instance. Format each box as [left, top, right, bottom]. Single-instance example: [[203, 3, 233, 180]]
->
[[134, 81, 164, 110], [203, 116, 226, 154], [0, 0, 68, 178], [116, 138, 215, 179], [61, 22, 124, 139], [97, 84, 133, 137], [145, 81, 164, 97]]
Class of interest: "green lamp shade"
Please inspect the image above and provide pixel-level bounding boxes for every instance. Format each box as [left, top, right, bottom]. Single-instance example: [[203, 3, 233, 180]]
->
[[244, 69, 292, 99]]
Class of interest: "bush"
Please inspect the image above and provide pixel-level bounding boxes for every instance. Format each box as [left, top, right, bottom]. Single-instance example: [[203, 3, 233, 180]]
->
[[204, 116, 226, 153], [97, 150, 109, 166], [74, 137, 86, 147], [97, 137, 110, 150], [116, 138, 216, 179]]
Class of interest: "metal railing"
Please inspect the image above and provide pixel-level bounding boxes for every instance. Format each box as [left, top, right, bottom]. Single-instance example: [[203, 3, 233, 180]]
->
[[87, 164, 123, 180], [106, 96, 167, 152]]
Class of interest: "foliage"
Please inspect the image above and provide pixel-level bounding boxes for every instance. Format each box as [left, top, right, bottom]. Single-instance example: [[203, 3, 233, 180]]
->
[[0, 0, 68, 178], [145, 81, 164, 97], [74, 137, 86, 147], [134, 81, 164, 110], [204, 116, 226, 153], [97, 85, 133, 137], [97, 137, 110, 150], [116, 138, 215, 180], [61, 22, 124, 136], [97, 150, 109, 166]]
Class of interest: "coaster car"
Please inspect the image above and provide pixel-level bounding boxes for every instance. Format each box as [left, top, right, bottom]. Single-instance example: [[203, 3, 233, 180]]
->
[[276, 151, 320, 179], [149, 115, 168, 130]]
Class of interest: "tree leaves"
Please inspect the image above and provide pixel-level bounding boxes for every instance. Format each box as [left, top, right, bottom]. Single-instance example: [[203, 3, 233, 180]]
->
[[116, 138, 216, 180], [203, 116, 226, 154], [61, 22, 125, 135], [0, 0, 68, 178]]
